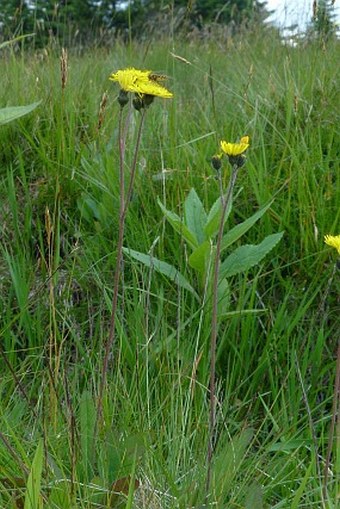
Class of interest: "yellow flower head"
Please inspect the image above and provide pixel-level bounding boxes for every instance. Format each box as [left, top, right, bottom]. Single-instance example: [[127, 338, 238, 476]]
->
[[109, 67, 173, 98], [324, 234, 340, 255], [220, 136, 250, 156]]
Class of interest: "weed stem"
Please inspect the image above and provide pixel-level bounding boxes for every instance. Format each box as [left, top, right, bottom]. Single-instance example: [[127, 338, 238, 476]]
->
[[206, 164, 239, 495], [97, 108, 146, 423]]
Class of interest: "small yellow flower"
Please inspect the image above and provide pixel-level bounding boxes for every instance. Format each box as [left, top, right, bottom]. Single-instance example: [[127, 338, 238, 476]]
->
[[324, 234, 340, 255], [109, 67, 173, 98], [220, 136, 250, 156]]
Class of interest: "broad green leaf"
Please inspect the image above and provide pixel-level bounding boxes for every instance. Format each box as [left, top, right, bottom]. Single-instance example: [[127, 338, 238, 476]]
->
[[204, 193, 232, 239], [80, 390, 96, 481], [0, 101, 41, 125], [188, 240, 212, 274], [158, 199, 198, 249], [24, 439, 44, 509], [220, 232, 284, 279], [184, 188, 207, 245], [123, 247, 200, 300], [221, 200, 274, 252]]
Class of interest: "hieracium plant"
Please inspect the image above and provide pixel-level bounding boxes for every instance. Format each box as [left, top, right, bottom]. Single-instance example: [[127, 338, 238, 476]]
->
[[124, 133, 284, 491], [97, 67, 173, 420], [124, 136, 284, 318]]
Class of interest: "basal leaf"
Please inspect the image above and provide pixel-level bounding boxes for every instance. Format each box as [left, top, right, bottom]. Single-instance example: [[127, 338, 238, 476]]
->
[[204, 193, 232, 239], [184, 188, 207, 245], [220, 232, 284, 279], [221, 200, 273, 252], [0, 101, 41, 125], [158, 199, 198, 249], [24, 439, 44, 509], [188, 240, 212, 274], [123, 248, 200, 300]]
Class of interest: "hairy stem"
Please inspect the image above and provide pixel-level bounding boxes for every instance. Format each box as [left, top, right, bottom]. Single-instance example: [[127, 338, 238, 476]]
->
[[206, 164, 239, 495], [323, 339, 340, 501], [97, 108, 146, 423]]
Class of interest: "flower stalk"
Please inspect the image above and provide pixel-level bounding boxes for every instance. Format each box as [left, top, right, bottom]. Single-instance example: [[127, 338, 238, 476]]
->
[[206, 136, 249, 496], [97, 107, 146, 422], [96, 67, 172, 424]]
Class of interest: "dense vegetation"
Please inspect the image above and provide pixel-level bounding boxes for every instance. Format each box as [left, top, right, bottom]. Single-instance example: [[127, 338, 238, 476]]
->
[[0, 22, 339, 508]]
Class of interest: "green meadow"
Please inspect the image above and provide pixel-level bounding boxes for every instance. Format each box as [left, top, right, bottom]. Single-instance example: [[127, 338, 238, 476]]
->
[[0, 28, 339, 508]]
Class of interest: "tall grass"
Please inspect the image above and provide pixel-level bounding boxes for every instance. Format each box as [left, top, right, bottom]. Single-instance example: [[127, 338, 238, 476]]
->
[[0, 28, 339, 508]]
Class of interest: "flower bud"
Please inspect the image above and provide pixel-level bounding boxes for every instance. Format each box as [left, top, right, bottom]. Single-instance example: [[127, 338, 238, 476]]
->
[[118, 89, 129, 108], [228, 154, 247, 168], [211, 155, 222, 171], [132, 95, 144, 111]]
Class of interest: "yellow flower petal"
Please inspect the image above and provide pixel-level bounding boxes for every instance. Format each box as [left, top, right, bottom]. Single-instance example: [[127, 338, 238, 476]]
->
[[240, 136, 250, 145], [220, 136, 250, 156], [324, 234, 340, 254], [109, 67, 173, 98]]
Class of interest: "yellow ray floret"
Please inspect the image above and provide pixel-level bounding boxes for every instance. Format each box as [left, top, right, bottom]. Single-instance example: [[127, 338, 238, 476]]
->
[[324, 234, 340, 254], [109, 67, 173, 98], [220, 136, 250, 156]]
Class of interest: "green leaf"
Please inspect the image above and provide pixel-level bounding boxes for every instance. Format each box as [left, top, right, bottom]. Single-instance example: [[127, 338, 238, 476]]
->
[[219, 308, 268, 320], [188, 240, 212, 274], [245, 483, 263, 509], [184, 188, 207, 245], [217, 278, 230, 317], [158, 199, 198, 249], [80, 390, 96, 481], [221, 200, 274, 252], [0, 34, 35, 50], [0, 101, 41, 125], [204, 193, 232, 239], [213, 428, 253, 496], [77, 194, 101, 222], [220, 232, 284, 279], [24, 439, 44, 509], [47, 480, 73, 508], [268, 438, 312, 452], [291, 461, 313, 509], [123, 248, 200, 300]]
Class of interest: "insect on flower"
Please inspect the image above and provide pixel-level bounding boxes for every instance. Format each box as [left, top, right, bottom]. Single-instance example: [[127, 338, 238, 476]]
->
[[148, 73, 169, 82]]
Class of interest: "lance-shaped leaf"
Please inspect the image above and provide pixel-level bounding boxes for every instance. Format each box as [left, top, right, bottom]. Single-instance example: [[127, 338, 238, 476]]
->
[[221, 200, 273, 252], [217, 278, 230, 317], [0, 101, 41, 125], [220, 232, 284, 279], [188, 240, 212, 274], [184, 188, 207, 245], [0, 34, 35, 50], [123, 247, 200, 300], [158, 199, 198, 249], [24, 439, 44, 509], [80, 390, 96, 481], [204, 192, 233, 239]]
